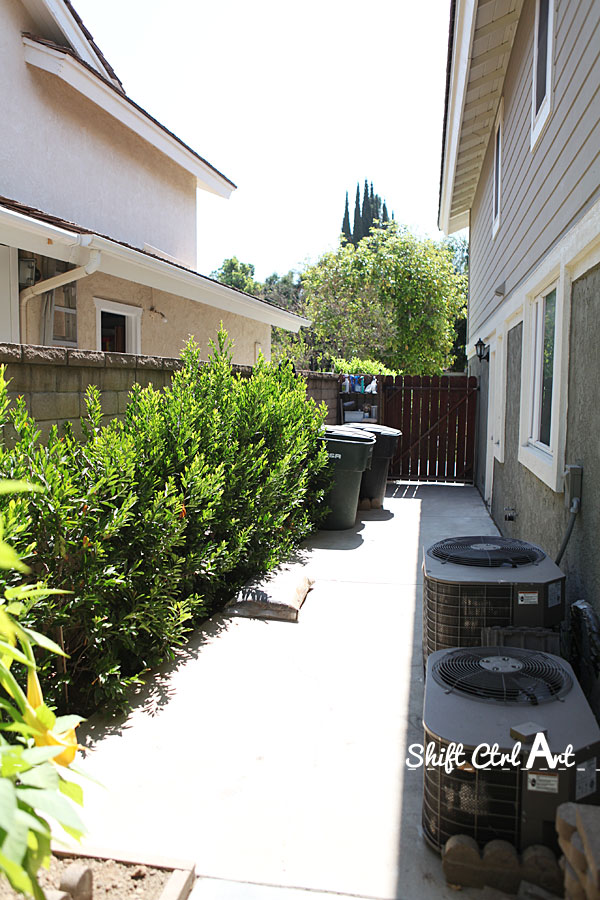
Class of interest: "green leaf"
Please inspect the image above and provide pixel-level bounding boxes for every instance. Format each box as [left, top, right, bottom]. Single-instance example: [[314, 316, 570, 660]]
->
[[0, 778, 17, 832], [18, 763, 59, 791], [53, 715, 85, 732], [19, 627, 67, 657], [33, 704, 56, 731], [0, 642, 33, 667], [0, 541, 29, 574], [0, 848, 33, 894], [58, 778, 83, 806], [13, 807, 51, 838], [1, 812, 28, 863], [4, 585, 68, 602], [20, 747, 63, 767], [0, 480, 43, 495], [15, 787, 85, 833]]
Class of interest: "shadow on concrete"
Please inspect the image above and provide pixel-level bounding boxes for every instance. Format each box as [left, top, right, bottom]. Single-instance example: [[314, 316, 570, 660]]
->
[[81, 613, 231, 749]]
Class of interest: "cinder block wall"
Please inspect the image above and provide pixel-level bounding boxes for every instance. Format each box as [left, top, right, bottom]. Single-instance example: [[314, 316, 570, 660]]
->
[[0, 344, 339, 443]]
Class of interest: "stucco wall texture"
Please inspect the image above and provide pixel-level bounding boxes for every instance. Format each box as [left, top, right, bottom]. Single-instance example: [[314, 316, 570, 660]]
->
[[24, 271, 271, 367], [491, 263, 600, 611], [0, 0, 197, 266]]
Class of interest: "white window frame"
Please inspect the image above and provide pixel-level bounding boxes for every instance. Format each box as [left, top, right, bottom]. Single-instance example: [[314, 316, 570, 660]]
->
[[470, 198, 600, 495], [518, 267, 566, 492], [528, 283, 558, 450], [94, 298, 142, 355], [492, 99, 503, 238], [531, 0, 554, 151]]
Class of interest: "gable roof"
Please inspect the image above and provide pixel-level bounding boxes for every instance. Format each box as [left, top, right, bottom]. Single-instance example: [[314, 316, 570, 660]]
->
[[62, 0, 123, 90], [20, 0, 123, 89], [20, 2, 236, 196], [439, 0, 524, 234], [22, 33, 237, 195], [0, 195, 309, 332]]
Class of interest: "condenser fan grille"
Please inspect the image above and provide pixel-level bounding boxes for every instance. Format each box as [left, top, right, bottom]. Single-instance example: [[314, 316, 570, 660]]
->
[[432, 647, 571, 704], [422, 729, 521, 851], [429, 536, 546, 567]]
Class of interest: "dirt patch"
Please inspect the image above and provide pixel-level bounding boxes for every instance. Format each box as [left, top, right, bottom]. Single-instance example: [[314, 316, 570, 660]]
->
[[0, 854, 172, 899]]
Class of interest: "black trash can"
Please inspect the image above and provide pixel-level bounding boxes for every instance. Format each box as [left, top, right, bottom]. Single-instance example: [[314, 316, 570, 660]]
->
[[349, 423, 402, 508], [319, 426, 376, 529]]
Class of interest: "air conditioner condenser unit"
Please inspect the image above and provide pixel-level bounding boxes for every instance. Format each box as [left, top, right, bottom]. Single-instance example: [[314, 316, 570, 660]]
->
[[422, 646, 600, 853], [423, 536, 565, 663]]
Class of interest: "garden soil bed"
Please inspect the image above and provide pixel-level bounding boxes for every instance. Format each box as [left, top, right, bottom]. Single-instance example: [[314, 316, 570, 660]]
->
[[0, 849, 195, 900]]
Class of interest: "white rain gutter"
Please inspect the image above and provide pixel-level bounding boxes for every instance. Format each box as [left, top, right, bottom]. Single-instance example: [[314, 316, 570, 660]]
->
[[19, 238, 101, 341]]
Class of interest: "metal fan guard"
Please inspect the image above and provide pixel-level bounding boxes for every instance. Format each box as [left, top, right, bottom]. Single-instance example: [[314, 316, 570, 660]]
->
[[432, 646, 572, 704], [429, 536, 546, 567]]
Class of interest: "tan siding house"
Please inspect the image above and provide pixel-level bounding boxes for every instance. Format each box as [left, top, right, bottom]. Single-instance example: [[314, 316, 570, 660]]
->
[[439, 0, 600, 617], [0, 0, 308, 364]]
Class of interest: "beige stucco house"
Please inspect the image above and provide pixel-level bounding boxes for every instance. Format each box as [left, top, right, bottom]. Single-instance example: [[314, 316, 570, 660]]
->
[[0, 0, 308, 364]]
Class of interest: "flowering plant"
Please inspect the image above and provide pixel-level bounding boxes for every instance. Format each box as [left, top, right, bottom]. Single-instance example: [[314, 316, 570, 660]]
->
[[0, 479, 84, 899]]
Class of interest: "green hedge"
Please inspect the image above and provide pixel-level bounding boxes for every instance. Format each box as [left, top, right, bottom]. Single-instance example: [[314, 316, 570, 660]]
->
[[0, 331, 330, 715]]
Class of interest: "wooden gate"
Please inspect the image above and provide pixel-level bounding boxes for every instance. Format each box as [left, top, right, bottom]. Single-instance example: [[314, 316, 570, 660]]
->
[[380, 374, 477, 483]]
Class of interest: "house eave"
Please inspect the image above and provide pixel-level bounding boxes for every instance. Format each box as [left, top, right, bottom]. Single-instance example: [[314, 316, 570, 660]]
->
[[22, 36, 236, 198], [0, 202, 307, 333], [439, 0, 524, 235], [20, 0, 121, 87]]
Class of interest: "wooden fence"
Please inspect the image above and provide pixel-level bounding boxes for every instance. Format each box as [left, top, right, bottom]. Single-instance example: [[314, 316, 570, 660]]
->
[[380, 374, 477, 483]]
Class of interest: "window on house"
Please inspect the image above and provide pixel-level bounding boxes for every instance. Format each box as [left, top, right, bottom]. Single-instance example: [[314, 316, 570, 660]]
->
[[53, 280, 77, 345], [493, 108, 502, 235], [531, 0, 554, 147], [530, 286, 556, 448], [94, 298, 142, 354], [38, 257, 78, 347], [101, 312, 126, 352]]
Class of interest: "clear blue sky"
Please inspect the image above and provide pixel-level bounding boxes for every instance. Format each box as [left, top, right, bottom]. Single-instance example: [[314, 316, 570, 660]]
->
[[74, 0, 451, 280]]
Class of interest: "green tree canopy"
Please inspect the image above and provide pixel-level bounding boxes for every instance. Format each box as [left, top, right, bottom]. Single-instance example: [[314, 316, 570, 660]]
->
[[211, 257, 259, 294], [301, 222, 467, 373]]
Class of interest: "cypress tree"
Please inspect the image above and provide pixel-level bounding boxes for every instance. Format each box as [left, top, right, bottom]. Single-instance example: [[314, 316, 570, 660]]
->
[[362, 178, 372, 238], [353, 183, 362, 245], [382, 201, 389, 224], [341, 191, 352, 243]]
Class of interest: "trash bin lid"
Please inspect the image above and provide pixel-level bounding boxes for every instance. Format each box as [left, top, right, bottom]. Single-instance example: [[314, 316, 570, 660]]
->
[[320, 425, 376, 443], [347, 423, 402, 437]]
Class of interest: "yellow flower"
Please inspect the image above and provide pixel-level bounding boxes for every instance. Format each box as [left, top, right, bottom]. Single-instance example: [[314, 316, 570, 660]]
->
[[26, 668, 79, 767]]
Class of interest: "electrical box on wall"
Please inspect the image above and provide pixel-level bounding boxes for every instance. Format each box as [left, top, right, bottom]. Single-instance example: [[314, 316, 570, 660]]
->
[[564, 464, 583, 509]]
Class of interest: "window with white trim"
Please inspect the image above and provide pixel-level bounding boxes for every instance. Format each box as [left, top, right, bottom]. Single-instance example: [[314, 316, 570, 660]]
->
[[531, 0, 554, 149], [529, 285, 556, 449], [492, 101, 503, 236], [94, 298, 142, 355]]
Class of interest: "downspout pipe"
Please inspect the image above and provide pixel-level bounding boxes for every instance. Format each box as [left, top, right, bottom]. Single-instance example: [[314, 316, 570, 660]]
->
[[19, 247, 102, 343]]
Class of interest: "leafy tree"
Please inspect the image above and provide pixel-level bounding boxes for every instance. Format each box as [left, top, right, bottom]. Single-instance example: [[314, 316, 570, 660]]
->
[[261, 270, 303, 312], [211, 257, 259, 295], [444, 234, 469, 371], [341, 192, 352, 243], [301, 222, 467, 374]]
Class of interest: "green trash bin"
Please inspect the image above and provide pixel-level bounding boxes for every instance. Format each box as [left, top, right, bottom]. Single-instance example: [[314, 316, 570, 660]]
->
[[319, 425, 376, 530], [350, 423, 402, 508]]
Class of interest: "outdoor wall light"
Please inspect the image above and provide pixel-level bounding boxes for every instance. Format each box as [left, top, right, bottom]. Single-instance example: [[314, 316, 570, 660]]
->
[[475, 338, 489, 362]]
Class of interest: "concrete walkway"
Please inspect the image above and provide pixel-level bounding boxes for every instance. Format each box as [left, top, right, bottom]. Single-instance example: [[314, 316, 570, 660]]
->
[[76, 482, 499, 900]]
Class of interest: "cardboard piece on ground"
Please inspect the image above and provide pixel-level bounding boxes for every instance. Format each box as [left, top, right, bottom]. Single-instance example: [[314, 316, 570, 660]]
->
[[224, 570, 314, 622]]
